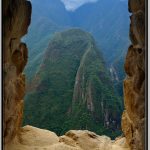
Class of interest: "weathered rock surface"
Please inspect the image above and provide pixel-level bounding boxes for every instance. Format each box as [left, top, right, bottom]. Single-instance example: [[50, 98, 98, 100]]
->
[[3, 0, 31, 145], [5, 125, 130, 150], [122, 0, 145, 149]]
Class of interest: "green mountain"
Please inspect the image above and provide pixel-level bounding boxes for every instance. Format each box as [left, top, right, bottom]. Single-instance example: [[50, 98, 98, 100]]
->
[[23, 0, 130, 98], [23, 18, 62, 83], [23, 0, 71, 83], [23, 29, 123, 138]]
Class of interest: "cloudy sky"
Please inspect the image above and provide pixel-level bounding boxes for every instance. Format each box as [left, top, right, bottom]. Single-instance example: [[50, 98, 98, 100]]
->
[[61, 0, 98, 11]]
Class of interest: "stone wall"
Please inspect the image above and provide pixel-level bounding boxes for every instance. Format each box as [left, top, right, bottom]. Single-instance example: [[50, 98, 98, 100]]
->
[[3, 0, 31, 144], [122, 0, 145, 149]]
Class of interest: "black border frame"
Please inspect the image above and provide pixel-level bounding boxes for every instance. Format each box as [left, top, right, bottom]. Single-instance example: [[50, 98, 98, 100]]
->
[[145, 0, 148, 149], [2, 0, 4, 149]]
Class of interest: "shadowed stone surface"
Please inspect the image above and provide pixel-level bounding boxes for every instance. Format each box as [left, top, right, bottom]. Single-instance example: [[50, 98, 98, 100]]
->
[[3, 0, 31, 145], [122, 0, 145, 149]]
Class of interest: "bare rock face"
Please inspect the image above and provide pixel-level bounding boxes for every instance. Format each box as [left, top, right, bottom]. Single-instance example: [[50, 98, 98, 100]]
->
[[60, 130, 130, 150], [3, 0, 31, 144], [122, 0, 145, 149], [5, 125, 130, 150]]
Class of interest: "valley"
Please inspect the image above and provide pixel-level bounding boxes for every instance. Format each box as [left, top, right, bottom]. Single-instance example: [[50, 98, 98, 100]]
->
[[23, 0, 129, 139]]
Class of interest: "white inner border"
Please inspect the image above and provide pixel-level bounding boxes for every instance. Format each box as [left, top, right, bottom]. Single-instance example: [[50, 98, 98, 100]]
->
[[0, 0, 2, 148], [148, 0, 150, 149]]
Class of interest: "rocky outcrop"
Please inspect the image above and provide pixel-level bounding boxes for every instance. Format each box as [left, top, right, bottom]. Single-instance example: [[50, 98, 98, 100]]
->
[[3, 0, 31, 145], [5, 125, 130, 150], [122, 0, 145, 149]]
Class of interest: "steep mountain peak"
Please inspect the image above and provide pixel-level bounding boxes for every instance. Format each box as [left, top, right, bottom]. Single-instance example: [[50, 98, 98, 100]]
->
[[52, 28, 94, 44], [24, 29, 122, 138]]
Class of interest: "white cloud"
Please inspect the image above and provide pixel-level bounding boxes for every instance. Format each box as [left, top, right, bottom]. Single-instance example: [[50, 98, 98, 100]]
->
[[61, 0, 98, 11]]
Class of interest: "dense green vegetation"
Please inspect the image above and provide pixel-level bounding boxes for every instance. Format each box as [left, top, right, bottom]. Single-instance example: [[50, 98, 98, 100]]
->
[[23, 29, 123, 139], [23, 0, 130, 95], [22, 0, 130, 139]]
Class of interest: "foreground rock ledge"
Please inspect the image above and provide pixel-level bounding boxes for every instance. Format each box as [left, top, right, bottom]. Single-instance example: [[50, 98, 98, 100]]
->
[[5, 125, 130, 150]]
